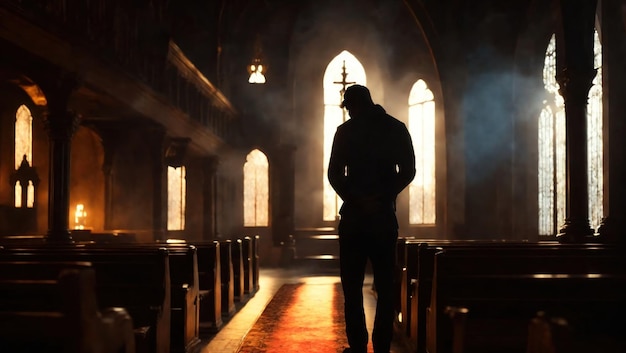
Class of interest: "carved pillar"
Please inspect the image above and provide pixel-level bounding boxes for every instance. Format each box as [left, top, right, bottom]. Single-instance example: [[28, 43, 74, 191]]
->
[[555, 0, 597, 243], [203, 156, 219, 240], [272, 144, 296, 246], [42, 76, 80, 243], [597, 1, 626, 243]]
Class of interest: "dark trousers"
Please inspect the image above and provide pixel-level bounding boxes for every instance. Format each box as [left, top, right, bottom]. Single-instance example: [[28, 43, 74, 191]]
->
[[339, 230, 397, 353]]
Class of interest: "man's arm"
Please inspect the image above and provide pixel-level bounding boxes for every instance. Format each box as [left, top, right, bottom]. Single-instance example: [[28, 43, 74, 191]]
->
[[394, 124, 416, 195], [328, 127, 349, 201]]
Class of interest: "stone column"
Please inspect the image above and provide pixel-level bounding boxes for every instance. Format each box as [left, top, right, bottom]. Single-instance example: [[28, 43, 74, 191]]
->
[[43, 76, 81, 243], [555, 0, 597, 243], [203, 156, 219, 240], [597, 1, 626, 243]]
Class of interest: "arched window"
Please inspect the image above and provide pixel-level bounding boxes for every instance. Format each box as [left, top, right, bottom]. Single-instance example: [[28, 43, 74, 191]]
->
[[408, 80, 436, 224], [538, 30, 603, 236], [244, 149, 269, 227], [587, 29, 603, 233], [167, 166, 186, 231], [14, 105, 34, 208], [322, 50, 366, 221]]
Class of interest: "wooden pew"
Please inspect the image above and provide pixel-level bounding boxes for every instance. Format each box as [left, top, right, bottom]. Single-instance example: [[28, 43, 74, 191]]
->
[[400, 240, 562, 353], [0, 261, 135, 353], [230, 238, 247, 303], [138, 243, 201, 353], [394, 237, 406, 322], [142, 240, 223, 340], [241, 236, 255, 296], [526, 311, 626, 353], [397, 241, 600, 351], [167, 244, 201, 353], [194, 241, 223, 334], [57, 241, 200, 353], [219, 239, 236, 318], [430, 273, 626, 353], [424, 246, 626, 353], [395, 238, 419, 341], [397, 239, 468, 349], [250, 235, 260, 292], [0, 246, 171, 353]]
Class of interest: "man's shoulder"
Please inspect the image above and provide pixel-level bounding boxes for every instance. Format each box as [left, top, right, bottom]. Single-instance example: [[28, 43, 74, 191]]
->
[[382, 113, 407, 130], [337, 118, 355, 130], [373, 105, 405, 127]]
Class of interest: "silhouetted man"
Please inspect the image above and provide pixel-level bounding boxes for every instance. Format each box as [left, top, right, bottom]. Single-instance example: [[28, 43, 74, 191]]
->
[[328, 84, 416, 353]]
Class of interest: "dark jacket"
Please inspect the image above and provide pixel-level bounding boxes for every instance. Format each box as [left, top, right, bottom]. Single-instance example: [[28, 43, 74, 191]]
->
[[328, 104, 416, 233]]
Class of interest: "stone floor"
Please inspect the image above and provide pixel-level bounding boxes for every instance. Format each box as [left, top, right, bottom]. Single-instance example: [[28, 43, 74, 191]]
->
[[199, 266, 410, 353]]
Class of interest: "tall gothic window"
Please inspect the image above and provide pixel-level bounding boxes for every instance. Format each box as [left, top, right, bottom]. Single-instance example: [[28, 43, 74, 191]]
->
[[322, 50, 366, 221], [587, 29, 603, 232], [167, 166, 186, 231], [244, 149, 269, 227], [538, 30, 603, 236], [408, 80, 436, 224], [14, 105, 34, 208]]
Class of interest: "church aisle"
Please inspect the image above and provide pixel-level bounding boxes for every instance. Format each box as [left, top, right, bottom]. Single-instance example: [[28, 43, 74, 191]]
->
[[200, 267, 410, 353]]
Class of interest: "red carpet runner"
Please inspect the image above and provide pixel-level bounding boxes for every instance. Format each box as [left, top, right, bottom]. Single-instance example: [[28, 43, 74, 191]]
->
[[237, 282, 374, 353]]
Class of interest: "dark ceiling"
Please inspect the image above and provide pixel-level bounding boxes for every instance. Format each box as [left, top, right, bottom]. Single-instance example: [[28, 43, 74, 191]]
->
[[166, 0, 541, 96]]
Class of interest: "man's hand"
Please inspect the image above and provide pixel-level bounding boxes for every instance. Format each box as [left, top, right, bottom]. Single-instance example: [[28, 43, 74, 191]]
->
[[354, 194, 391, 214]]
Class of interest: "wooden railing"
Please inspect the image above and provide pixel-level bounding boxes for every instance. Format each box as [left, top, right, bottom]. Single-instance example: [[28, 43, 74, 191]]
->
[[1, 0, 238, 142]]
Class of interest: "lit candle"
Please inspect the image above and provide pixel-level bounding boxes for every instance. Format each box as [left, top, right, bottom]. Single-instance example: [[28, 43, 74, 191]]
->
[[74, 204, 87, 230]]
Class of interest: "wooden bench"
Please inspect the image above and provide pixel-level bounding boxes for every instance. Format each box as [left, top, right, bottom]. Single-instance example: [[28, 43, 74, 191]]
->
[[219, 239, 236, 318], [66, 241, 205, 353], [164, 244, 201, 353], [394, 237, 407, 322], [395, 238, 419, 338], [397, 240, 588, 352], [526, 311, 626, 353], [230, 238, 247, 303], [397, 239, 519, 349], [0, 246, 171, 353], [250, 235, 260, 293], [430, 272, 626, 353], [425, 246, 626, 353], [91, 240, 222, 341], [193, 240, 223, 334], [103, 242, 201, 353], [0, 261, 135, 353], [396, 241, 592, 349], [241, 236, 255, 296]]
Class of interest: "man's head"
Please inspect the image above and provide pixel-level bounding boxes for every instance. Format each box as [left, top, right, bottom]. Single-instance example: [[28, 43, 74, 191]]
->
[[341, 84, 374, 118]]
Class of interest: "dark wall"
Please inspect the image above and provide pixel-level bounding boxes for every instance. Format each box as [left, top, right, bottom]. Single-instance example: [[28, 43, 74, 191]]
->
[[70, 127, 105, 232], [109, 128, 156, 233]]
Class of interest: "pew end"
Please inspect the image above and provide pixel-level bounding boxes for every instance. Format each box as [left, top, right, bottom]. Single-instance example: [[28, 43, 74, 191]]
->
[[527, 311, 626, 353], [0, 262, 136, 353]]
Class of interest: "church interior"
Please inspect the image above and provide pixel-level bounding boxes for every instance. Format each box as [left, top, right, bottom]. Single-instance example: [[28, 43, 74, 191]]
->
[[0, 0, 625, 352]]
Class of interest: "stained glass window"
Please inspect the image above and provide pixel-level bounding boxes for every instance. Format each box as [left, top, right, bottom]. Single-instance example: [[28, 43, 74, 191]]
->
[[587, 29, 603, 232], [408, 80, 436, 224], [244, 149, 269, 227], [538, 31, 602, 236]]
